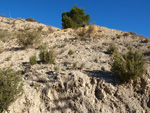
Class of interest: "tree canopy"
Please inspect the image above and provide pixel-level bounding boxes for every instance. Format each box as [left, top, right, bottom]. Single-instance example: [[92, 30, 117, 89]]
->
[[62, 5, 91, 29]]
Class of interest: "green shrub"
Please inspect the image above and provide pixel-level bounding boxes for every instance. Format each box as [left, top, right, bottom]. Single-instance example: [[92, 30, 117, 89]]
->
[[86, 25, 96, 37], [62, 4, 90, 29], [29, 55, 37, 65], [64, 38, 69, 42], [0, 30, 12, 42], [25, 17, 36, 22], [54, 66, 59, 72], [39, 44, 56, 64], [17, 31, 41, 49], [0, 68, 23, 113], [76, 25, 97, 40], [101, 66, 105, 71], [111, 47, 147, 83], [76, 28, 87, 40], [68, 50, 74, 55], [107, 43, 118, 55], [5, 55, 12, 61], [72, 62, 77, 69]]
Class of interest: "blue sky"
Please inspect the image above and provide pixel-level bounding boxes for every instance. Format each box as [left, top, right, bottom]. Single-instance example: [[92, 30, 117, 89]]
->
[[0, 0, 149, 37]]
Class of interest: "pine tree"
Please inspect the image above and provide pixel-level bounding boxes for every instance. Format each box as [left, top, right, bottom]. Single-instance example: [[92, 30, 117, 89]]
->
[[62, 5, 90, 29]]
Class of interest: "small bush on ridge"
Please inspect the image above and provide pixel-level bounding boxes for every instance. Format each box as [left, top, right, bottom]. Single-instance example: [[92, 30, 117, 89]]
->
[[25, 17, 36, 22]]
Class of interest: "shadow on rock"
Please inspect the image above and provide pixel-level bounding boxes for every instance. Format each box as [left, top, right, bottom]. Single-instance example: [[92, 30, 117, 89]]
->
[[84, 70, 120, 85], [51, 93, 82, 112], [6, 47, 25, 51]]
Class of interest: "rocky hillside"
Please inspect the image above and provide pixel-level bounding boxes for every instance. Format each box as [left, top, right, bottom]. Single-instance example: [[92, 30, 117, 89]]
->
[[0, 17, 150, 113]]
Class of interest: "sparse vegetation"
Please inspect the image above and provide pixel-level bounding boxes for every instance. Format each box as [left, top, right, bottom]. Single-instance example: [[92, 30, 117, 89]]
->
[[25, 17, 37, 22], [87, 25, 96, 37], [129, 32, 137, 36], [0, 68, 23, 113], [76, 25, 97, 40], [62, 5, 90, 29], [0, 30, 12, 42], [72, 62, 77, 69], [76, 28, 87, 40], [111, 47, 147, 83], [17, 31, 41, 49], [29, 55, 37, 65], [107, 43, 118, 55], [47, 26, 55, 33], [64, 38, 69, 42], [54, 66, 59, 72], [39, 44, 56, 64], [68, 49, 74, 55], [5, 55, 12, 61]]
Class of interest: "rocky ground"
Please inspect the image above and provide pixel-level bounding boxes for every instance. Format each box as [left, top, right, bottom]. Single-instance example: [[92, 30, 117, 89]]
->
[[0, 17, 150, 113]]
